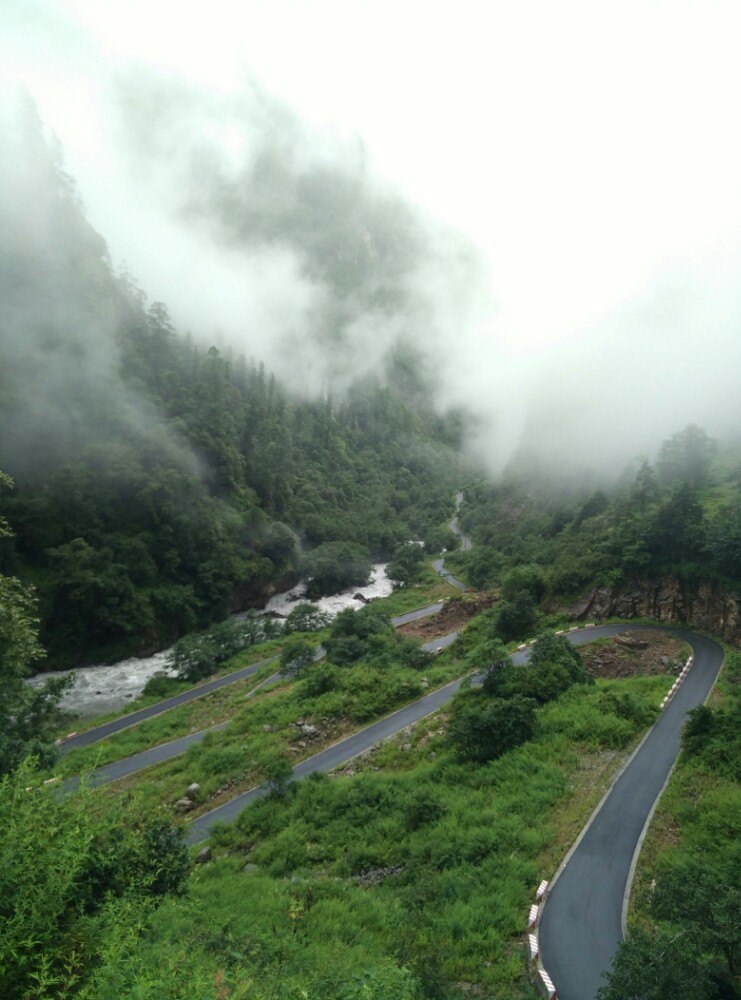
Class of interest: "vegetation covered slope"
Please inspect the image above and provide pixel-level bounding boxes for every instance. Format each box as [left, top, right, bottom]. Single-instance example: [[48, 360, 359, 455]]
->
[[453, 425, 741, 608], [2, 615, 676, 1000], [0, 108, 464, 668]]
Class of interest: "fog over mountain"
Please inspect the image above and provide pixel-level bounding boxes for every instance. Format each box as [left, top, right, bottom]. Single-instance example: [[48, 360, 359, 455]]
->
[[2, 0, 741, 478]]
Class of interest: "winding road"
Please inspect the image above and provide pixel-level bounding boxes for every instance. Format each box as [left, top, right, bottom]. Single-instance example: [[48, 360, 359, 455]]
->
[[184, 626, 722, 870], [539, 625, 724, 1000], [58, 500, 724, 999]]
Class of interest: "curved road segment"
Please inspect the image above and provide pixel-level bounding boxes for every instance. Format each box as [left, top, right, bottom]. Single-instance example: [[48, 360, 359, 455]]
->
[[58, 501, 719, 999], [186, 623, 721, 863], [539, 625, 724, 1000]]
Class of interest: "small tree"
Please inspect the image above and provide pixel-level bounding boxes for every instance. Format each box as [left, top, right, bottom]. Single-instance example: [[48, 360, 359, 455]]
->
[[280, 636, 315, 678], [0, 472, 71, 774], [388, 542, 425, 587], [262, 753, 293, 796], [495, 591, 538, 641], [597, 855, 740, 999], [501, 564, 545, 602], [283, 603, 331, 634], [447, 694, 536, 762]]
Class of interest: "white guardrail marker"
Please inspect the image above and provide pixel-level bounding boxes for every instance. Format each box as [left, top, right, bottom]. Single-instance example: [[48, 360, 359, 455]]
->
[[539, 968, 557, 998]]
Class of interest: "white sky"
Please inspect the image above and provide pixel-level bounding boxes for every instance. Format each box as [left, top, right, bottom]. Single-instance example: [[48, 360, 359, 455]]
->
[[3, 0, 741, 467]]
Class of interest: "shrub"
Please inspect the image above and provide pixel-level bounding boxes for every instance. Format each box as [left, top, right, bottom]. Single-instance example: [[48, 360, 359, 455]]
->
[[280, 636, 316, 678], [141, 674, 181, 698], [682, 702, 741, 781], [300, 663, 340, 698], [501, 564, 545, 602], [283, 602, 331, 633], [447, 694, 537, 762], [303, 542, 372, 599], [494, 591, 538, 641]]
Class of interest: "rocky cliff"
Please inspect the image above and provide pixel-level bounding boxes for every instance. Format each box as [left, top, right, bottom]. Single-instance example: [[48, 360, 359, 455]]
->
[[565, 578, 740, 646]]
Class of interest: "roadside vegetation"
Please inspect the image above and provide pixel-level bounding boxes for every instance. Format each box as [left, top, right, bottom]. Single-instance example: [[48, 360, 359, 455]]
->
[[70, 645, 670, 998], [50, 569, 458, 763], [76, 606, 460, 823], [4, 526, 693, 999]]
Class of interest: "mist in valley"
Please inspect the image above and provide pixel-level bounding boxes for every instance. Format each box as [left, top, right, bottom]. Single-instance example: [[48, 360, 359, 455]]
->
[[1, 1, 741, 486]]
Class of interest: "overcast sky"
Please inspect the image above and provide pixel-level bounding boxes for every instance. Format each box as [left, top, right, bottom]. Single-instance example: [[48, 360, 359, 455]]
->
[[2, 1, 741, 472]]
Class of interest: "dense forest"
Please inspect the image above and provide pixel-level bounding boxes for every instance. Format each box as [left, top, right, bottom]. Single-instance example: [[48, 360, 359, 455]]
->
[[0, 108, 465, 668], [454, 424, 741, 600]]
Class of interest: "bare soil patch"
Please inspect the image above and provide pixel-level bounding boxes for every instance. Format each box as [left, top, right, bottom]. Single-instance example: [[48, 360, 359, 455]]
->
[[397, 592, 498, 641], [583, 630, 690, 680]]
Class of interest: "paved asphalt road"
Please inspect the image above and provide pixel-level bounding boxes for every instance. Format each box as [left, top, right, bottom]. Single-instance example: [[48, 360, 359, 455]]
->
[[187, 635, 463, 845], [185, 621, 703, 845], [59, 603, 446, 755], [62, 674, 280, 792], [59, 501, 467, 756], [59, 497, 723, 997], [432, 557, 469, 591], [58, 654, 281, 753], [449, 515, 472, 552], [60, 588, 721, 999], [538, 624, 724, 1000], [67, 629, 460, 791]]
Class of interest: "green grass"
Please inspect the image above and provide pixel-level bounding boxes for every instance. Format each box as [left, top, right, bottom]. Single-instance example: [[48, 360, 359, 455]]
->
[[83, 642, 476, 824], [52, 659, 287, 779], [52, 634, 295, 739], [55, 577, 456, 743], [79, 672, 672, 999]]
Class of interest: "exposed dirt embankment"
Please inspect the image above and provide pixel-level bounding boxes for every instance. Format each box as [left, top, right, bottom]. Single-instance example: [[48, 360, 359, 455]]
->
[[565, 578, 740, 646], [397, 592, 498, 641], [582, 631, 689, 679]]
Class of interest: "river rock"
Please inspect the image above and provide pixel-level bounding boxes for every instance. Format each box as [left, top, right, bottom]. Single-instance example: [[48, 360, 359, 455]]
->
[[185, 783, 200, 800], [174, 798, 195, 813], [301, 724, 318, 737], [353, 593, 369, 603]]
